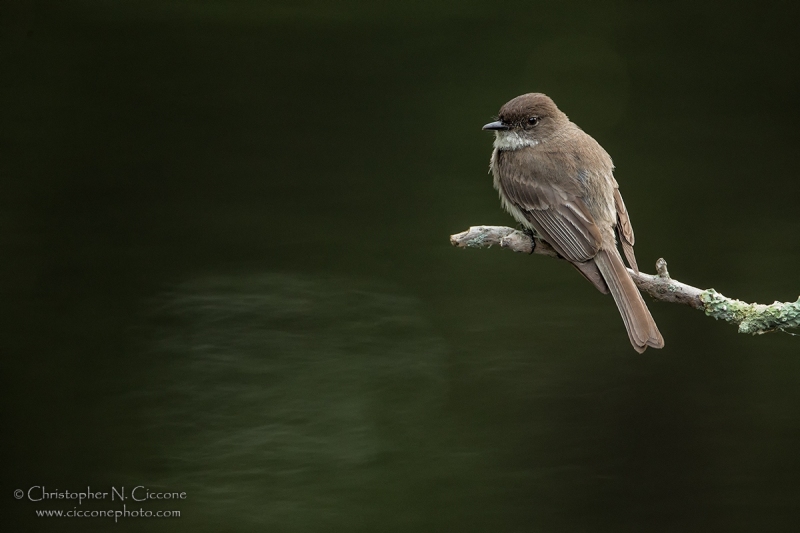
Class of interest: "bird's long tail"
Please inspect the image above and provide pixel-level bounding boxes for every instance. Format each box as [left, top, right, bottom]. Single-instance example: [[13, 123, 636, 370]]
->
[[593, 248, 664, 353]]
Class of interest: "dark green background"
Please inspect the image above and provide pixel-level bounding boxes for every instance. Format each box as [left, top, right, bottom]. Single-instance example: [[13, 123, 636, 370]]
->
[[3, 1, 800, 531]]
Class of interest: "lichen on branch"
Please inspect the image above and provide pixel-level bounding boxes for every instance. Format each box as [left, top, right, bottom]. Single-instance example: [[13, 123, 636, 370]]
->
[[700, 290, 800, 335]]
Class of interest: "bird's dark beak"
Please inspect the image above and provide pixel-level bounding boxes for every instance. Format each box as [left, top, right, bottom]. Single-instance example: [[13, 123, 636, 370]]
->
[[482, 121, 509, 131]]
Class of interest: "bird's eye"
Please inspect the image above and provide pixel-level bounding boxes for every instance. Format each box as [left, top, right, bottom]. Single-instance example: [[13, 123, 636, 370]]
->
[[528, 116, 539, 126]]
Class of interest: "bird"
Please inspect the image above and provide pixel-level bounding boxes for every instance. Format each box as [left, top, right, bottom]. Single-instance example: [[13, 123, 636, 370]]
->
[[483, 93, 664, 353]]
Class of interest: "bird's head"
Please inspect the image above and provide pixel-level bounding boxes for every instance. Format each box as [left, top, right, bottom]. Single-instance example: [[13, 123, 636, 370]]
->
[[483, 93, 568, 151]]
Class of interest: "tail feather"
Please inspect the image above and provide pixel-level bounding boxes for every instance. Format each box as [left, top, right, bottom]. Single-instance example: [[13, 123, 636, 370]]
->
[[593, 249, 664, 353]]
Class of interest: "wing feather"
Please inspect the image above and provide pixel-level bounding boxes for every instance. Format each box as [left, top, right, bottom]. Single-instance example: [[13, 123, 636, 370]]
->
[[499, 173, 602, 263], [613, 188, 638, 273]]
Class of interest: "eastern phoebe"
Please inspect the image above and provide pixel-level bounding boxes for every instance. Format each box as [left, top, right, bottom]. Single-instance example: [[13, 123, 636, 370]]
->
[[483, 93, 664, 353]]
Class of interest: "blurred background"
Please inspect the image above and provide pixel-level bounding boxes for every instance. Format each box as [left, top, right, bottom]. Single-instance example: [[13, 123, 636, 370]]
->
[[3, 1, 800, 531]]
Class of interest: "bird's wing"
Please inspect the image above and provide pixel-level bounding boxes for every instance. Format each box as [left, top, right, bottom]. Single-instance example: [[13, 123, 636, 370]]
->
[[613, 188, 638, 273], [498, 170, 602, 264]]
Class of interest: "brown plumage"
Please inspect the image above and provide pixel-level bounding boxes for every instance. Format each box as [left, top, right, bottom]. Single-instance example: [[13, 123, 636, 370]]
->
[[483, 93, 663, 353]]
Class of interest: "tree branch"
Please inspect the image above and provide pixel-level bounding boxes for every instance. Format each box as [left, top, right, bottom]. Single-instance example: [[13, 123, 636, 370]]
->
[[450, 225, 800, 336]]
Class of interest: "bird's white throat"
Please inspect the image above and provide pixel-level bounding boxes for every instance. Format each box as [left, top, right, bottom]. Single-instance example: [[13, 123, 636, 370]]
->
[[493, 131, 539, 151]]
